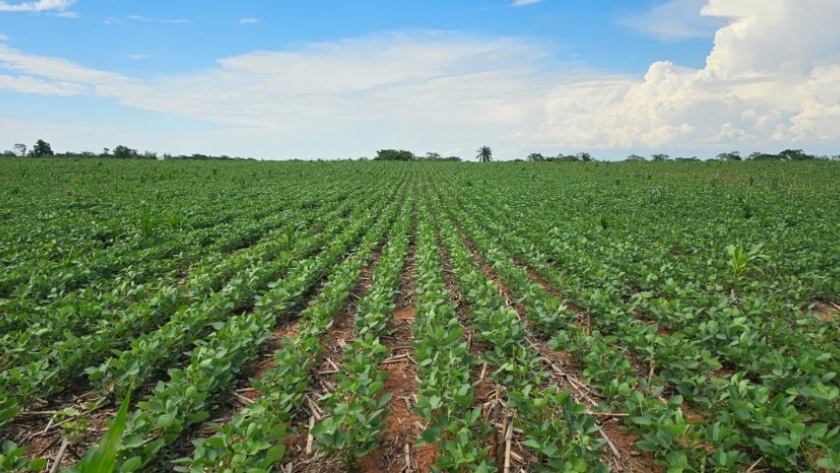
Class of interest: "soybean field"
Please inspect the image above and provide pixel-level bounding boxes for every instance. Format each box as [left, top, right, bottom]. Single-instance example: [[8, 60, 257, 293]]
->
[[1, 158, 840, 472]]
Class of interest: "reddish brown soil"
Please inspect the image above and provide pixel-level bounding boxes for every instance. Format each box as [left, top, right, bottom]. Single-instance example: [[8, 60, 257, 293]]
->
[[14, 392, 113, 471], [358, 234, 429, 473], [284, 300, 358, 472], [357, 323, 427, 473], [280, 233, 392, 472], [601, 420, 661, 472], [394, 306, 417, 321], [813, 301, 840, 323]]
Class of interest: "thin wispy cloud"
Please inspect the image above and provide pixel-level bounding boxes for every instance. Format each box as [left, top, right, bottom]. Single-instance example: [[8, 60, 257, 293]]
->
[[511, 0, 539, 6], [239, 17, 259, 24], [0, 0, 74, 12], [105, 15, 188, 25], [55, 10, 77, 18], [0, 74, 86, 95], [128, 15, 188, 24], [128, 54, 148, 60], [0, 42, 132, 89], [618, 0, 722, 41], [0, 33, 7, 40]]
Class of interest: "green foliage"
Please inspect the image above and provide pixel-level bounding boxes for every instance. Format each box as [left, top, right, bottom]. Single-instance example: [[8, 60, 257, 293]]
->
[[0, 441, 47, 472], [476, 145, 492, 162], [31, 139, 54, 157], [374, 149, 415, 161], [112, 145, 139, 159], [726, 244, 768, 279], [1, 159, 839, 472], [76, 393, 131, 473]]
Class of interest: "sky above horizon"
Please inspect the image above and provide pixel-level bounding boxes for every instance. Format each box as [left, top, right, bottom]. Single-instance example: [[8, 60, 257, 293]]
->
[[1, 0, 838, 160]]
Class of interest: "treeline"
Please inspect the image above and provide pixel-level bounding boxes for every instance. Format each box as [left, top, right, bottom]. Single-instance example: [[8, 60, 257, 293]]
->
[[371, 149, 462, 161], [366, 148, 840, 162], [621, 149, 839, 162], [4, 140, 838, 162], [527, 149, 839, 162], [1, 140, 256, 161]]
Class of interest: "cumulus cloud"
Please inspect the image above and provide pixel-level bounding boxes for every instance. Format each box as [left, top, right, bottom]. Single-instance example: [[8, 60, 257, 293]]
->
[[619, 0, 722, 40], [536, 0, 840, 152], [0, 0, 73, 12]]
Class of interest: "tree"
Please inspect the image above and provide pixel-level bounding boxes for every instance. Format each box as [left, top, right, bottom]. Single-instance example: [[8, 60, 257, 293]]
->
[[626, 154, 646, 162], [717, 151, 742, 161], [424, 152, 441, 160], [476, 146, 492, 162], [112, 145, 138, 159], [576, 152, 593, 162], [31, 139, 54, 157], [527, 153, 545, 162], [13, 143, 27, 157], [748, 151, 777, 161], [374, 149, 414, 161], [651, 153, 670, 162], [778, 149, 815, 161]]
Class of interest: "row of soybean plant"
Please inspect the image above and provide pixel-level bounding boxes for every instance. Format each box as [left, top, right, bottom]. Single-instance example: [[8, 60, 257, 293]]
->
[[443, 170, 840, 471], [171, 186, 409, 472], [0, 184, 383, 431], [429, 187, 607, 473]]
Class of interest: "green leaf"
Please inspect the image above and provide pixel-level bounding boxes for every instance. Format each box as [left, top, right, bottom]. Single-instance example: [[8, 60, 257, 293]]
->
[[0, 406, 19, 423], [82, 392, 131, 473]]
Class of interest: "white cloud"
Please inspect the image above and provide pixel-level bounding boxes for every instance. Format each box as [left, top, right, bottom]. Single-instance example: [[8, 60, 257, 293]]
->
[[0, 74, 86, 94], [0, 33, 7, 41], [619, 0, 722, 40], [0, 43, 131, 88], [536, 0, 840, 153], [512, 0, 539, 6], [105, 15, 188, 25], [55, 10, 77, 18], [127, 15, 188, 24], [0, 32, 553, 157], [1, 1, 839, 159], [239, 17, 259, 24], [0, 0, 74, 12], [127, 54, 148, 60]]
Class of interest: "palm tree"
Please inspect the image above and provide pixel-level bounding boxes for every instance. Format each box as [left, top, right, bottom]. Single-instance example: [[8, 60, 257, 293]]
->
[[476, 146, 492, 162]]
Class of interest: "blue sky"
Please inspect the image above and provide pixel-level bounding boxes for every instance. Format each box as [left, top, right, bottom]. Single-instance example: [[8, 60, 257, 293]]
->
[[1, 0, 838, 160]]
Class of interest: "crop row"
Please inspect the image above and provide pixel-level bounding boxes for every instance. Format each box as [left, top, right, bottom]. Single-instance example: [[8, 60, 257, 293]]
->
[[429, 187, 608, 472], [68, 185, 404, 472], [434, 167, 840, 471], [0, 183, 393, 430], [171, 187, 407, 472], [312, 193, 414, 466]]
